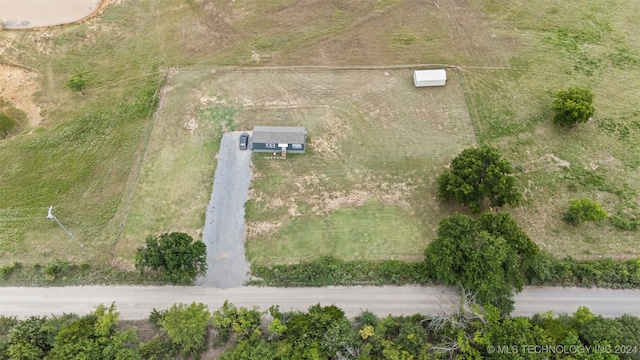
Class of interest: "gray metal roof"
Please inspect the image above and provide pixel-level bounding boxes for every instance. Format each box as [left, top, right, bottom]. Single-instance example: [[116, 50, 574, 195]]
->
[[252, 126, 306, 144]]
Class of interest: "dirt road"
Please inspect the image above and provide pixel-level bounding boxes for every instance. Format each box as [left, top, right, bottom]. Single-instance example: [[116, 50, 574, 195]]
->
[[1, 286, 639, 320], [194, 132, 251, 288]]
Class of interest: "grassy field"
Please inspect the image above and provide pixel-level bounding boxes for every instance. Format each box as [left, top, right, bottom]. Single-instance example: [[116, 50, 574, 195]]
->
[[204, 67, 476, 263], [460, 0, 640, 259], [0, 0, 639, 271]]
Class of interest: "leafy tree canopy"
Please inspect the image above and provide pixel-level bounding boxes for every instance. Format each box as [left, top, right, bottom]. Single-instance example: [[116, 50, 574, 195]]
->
[[135, 232, 207, 284], [437, 145, 521, 213], [552, 87, 595, 127], [424, 213, 539, 315], [158, 302, 211, 359]]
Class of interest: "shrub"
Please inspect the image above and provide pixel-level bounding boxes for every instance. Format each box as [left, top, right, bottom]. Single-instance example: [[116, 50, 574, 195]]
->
[[44, 259, 69, 281], [139, 335, 176, 360], [552, 87, 595, 127], [0, 112, 19, 138], [65, 73, 89, 94], [0, 266, 13, 280], [609, 215, 640, 231], [148, 308, 166, 328], [564, 198, 607, 225]]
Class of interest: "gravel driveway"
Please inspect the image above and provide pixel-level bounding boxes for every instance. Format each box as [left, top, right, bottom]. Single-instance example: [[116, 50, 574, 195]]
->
[[195, 132, 251, 288]]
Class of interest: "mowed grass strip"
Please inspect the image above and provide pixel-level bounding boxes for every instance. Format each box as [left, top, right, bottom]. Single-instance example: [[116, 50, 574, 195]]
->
[[247, 199, 423, 264]]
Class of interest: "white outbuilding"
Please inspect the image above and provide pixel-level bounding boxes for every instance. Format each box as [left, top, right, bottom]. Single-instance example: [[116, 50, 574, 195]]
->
[[413, 69, 447, 87]]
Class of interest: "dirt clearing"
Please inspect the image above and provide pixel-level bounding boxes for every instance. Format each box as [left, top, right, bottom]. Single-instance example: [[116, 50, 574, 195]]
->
[[0, 64, 41, 127]]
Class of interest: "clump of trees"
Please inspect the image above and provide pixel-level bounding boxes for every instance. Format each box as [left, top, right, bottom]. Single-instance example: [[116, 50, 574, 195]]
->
[[424, 212, 539, 315], [2, 304, 139, 360], [135, 232, 207, 284], [437, 145, 521, 213], [2, 302, 639, 360], [564, 198, 608, 225], [552, 87, 595, 127]]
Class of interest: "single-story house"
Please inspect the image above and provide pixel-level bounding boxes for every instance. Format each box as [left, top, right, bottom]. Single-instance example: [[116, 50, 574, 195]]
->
[[251, 126, 306, 154], [413, 69, 447, 87]]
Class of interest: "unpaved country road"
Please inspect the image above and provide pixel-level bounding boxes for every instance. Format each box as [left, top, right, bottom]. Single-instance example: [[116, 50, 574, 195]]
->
[[195, 132, 251, 288], [1, 286, 639, 320]]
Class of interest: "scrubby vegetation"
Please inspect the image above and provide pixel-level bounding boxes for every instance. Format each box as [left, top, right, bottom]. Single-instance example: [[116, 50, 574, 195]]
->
[[0, 259, 169, 286], [1, 302, 638, 359]]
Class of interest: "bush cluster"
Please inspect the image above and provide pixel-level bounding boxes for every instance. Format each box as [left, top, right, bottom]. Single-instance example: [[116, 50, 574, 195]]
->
[[253, 253, 640, 290], [249, 256, 429, 287], [527, 253, 640, 288]]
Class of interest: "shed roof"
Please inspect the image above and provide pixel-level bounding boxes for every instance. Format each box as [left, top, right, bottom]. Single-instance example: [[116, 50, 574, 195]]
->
[[414, 69, 447, 82], [252, 126, 306, 144]]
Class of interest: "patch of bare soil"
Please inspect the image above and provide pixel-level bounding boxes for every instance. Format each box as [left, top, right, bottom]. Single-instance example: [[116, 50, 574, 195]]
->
[[0, 63, 42, 127], [309, 113, 350, 159], [246, 221, 284, 239], [520, 153, 571, 173], [305, 180, 415, 216]]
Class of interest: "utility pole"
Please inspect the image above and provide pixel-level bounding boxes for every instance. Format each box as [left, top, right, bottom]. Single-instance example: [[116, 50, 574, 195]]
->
[[47, 206, 75, 240]]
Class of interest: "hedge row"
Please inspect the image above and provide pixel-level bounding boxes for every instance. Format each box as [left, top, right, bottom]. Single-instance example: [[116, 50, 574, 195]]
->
[[527, 252, 640, 288], [250, 254, 640, 289], [249, 256, 430, 287]]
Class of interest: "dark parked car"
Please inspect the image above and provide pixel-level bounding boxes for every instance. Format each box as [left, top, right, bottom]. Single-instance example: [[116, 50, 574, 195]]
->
[[239, 133, 249, 150]]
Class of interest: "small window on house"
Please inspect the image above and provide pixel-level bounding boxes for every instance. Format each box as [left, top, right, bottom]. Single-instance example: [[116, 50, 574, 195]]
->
[[266, 143, 276, 148], [292, 144, 302, 149]]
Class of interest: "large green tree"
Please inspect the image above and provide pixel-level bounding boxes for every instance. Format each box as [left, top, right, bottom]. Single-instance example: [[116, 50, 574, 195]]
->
[[135, 232, 207, 284], [437, 145, 521, 213], [424, 213, 539, 315], [552, 87, 595, 127]]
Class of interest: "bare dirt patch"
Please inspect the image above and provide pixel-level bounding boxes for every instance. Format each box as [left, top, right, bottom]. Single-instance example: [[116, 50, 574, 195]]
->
[[0, 64, 42, 127], [520, 153, 571, 173]]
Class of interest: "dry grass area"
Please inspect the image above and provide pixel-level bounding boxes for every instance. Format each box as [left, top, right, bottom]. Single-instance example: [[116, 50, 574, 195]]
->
[[116, 67, 476, 265], [198, 68, 476, 263], [459, 0, 640, 259]]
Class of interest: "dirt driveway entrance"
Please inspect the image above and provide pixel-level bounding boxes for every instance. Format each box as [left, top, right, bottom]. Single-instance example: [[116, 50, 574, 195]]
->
[[195, 131, 251, 288]]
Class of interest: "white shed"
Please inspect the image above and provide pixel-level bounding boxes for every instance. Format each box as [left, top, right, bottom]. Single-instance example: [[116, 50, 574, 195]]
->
[[413, 69, 447, 87]]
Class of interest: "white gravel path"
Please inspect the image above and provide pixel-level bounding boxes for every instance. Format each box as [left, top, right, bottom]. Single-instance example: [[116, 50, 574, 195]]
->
[[194, 132, 251, 288]]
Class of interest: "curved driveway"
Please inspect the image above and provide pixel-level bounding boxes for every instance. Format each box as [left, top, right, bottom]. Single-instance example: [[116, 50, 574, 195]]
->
[[1, 286, 639, 320], [194, 132, 251, 288]]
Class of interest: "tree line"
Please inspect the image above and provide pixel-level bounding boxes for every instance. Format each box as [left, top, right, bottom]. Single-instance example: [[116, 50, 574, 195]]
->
[[1, 301, 638, 359]]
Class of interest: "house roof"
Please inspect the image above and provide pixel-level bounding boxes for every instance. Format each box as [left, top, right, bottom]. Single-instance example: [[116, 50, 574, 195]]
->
[[252, 126, 306, 144]]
